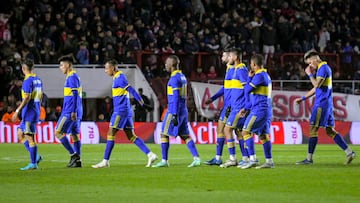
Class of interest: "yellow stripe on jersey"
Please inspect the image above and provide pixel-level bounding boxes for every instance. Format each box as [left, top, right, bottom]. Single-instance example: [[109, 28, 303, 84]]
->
[[235, 63, 246, 69], [167, 86, 186, 96], [224, 80, 244, 89], [64, 87, 82, 97], [171, 70, 182, 77], [317, 76, 332, 88], [317, 61, 327, 69], [21, 91, 29, 99], [252, 86, 271, 97], [112, 87, 128, 97]]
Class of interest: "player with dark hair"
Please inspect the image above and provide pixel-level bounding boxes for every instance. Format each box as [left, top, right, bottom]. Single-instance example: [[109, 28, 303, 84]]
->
[[239, 54, 274, 169], [220, 48, 250, 168], [203, 51, 230, 165], [295, 50, 356, 165], [12, 59, 43, 170], [92, 59, 158, 168], [55, 56, 83, 168], [152, 55, 201, 167]]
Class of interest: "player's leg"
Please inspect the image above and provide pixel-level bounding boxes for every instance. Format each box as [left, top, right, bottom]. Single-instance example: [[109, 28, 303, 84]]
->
[[92, 127, 117, 168], [235, 129, 249, 166], [19, 123, 42, 164], [204, 107, 227, 165], [255, 133, 274, 169], [70, 120, 81, 155], [152, 112, 173, 167], [92, 113, 123, 168], [220, 110, 238, 168], [55, 115, 76, 157], [20, 121, 38, 170], [67, 120, 82, 168], [124, 128, 158, 167], [297, 106, 323, 165], [179, 111, 200, 167], [240, 114, 260, 169], [296, 125, 318, 165], [326, 126, 356, 164], [179, 134, 201, 167]]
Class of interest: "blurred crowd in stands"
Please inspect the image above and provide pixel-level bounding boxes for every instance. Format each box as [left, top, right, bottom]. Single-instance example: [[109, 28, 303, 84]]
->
[[1, 0, 360, 121]]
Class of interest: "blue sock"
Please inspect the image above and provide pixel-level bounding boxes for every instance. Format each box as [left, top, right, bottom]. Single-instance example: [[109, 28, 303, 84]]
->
[[104, 140, 115, 160], [186, 139, 199, 157], [60, 136, 75, 155], [262, 141, 272, 159], [73, 141, 81, 155], [24, 140, 30, 152], [134, 137, 150, 154], [239, 139, 249, 157], [216, 137, 225, 156], [29, 145, 37, 164], [23, 140, 30, 152], [227, 138, 236, 156], [333, 134, 348, 150], [245, 137, 255, 156], [161, 142, 169, 160], [308, 137, 318, 154]]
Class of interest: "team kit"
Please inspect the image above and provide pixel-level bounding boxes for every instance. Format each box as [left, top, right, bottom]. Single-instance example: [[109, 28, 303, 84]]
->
[[14, 50, 356, 170]]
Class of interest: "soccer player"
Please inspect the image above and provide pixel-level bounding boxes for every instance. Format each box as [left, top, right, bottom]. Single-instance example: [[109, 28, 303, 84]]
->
[[239, 54, 274, 169], [55, 56, 83, 168], [295, 50, 356, 165], [92, 59, 158, 168], [220, 48, 250, 168], [12, 59, 43, 170], [152, 55, 201, 167], [203, 51, 230, 165]]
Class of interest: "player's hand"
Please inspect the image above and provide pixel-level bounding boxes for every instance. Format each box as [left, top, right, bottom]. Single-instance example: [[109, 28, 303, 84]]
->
[[71, 112, 77, 121], [205, 99, 212, 105], [294, 98, 302, 104], [12, 110, 19, 122], [249, 70, 255, 77], [238, 108, 247, 118], [225, 106, 231, 117], [171, 114, 178, 126], [305, 65, 314, 76]]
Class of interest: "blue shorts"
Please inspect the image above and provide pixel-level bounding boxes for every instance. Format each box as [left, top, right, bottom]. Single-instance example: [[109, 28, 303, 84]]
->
[[243, 110, 271, 135], [161, 111, 189, 136], [219, 105, 230, 123], [109, 111, 134, 130], [310, 104, 334, 128], [226, 108, 247, 129], [19, 120, 37, 135], [55, 114, 81, 135]]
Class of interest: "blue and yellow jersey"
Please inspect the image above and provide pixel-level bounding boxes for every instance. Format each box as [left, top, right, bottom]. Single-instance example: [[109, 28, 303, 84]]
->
[[222, 64, 234, 107], [63, 70, 83, 118], [112, 71, 132, 113], [226, 63, 248, 110], [315, 61, 332, 106], [167, 70, 187, 114], [248, 68, 272, 112], [21, 74, 43, 121]]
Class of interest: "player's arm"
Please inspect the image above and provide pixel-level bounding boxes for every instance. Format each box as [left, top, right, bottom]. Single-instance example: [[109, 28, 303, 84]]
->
[[12, 93, 30, 122], [126, 85, 144, 106], [206, 87, 224, 104], [69, 77, 80, 121], [295, 87, 316, 104]]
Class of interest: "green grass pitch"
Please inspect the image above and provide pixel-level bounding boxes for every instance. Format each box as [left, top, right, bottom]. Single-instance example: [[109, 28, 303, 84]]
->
[[0, 144, 359, 203]]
